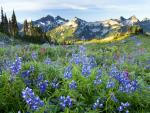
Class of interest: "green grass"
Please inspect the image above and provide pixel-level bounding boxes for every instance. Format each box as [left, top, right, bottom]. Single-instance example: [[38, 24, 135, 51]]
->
[[0, 34, 150, 113], [46, 25, 76, 44]]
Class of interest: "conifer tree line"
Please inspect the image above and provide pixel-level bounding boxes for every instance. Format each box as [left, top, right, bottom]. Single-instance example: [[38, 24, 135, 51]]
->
[[22, 19, 45, 43], [0, 7, 45, 43], [0, 7, 18, 36]]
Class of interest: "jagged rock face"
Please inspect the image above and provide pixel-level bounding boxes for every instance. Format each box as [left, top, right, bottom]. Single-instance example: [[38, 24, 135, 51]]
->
[[139, 18, 150, 33], [64, 17, 104, 39], [120, 16, 126, 22], [119, 15, 139, 26], [129, 15, 139, 24], [46, 17, 106, 41], [102, 19, 121, 30], [19, 15, 150, 41], [33, 15, 68, 32], [64, 18, 79, 28], [55, 16, 68, 24], [102, 19, 120, 26], [35, 15, 55, 23]]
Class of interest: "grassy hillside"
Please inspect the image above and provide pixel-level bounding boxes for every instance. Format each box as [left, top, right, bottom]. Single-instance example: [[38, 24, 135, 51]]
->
[[76, 33, 130, 44], [0, 32, 9, 40], [46, 24, 77, 44], [0, 32, 31, 46], [0, 34, 150, 113]]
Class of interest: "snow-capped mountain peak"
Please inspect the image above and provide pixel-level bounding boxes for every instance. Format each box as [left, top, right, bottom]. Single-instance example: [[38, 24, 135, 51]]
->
[[129, 15, 139, 24], [33, 15, 68, 32], [120, 16, 126, 21]]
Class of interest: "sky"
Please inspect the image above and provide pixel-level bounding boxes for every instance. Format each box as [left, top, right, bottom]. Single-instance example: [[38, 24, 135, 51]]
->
[[0, 0, 150, 22]]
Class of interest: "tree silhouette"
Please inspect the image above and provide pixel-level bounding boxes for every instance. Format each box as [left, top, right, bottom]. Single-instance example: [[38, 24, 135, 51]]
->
[[11, 10, 18, 36]]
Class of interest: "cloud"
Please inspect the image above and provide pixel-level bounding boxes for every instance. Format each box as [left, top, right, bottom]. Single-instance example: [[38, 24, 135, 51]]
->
[[61, 3, 88, 10], [0, 0, 88, 12], [1, 0, 150, 22], [1, 0, 43, 11], [1, 0, 150, 12]]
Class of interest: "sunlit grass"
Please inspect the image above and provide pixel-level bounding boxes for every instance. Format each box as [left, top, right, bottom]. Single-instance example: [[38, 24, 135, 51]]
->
[[76, 34, 130, 44]]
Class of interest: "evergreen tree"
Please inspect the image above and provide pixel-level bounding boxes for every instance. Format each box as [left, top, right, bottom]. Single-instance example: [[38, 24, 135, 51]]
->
[[0, 23, 1, 31], [1, 7, 4, 24], [3, 14, 8, 33], [11, 10, 18, 36], [28, 21, 33, 36], [23, 19, 28, 35], [0, 7, 4, 32], [25, 20, 44, 43], [8, 19, 12, 34], [128, 25, 143, 34]]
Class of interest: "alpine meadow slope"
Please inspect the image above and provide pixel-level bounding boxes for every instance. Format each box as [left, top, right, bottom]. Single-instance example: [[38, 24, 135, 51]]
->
[[0, 3, 150, 113]]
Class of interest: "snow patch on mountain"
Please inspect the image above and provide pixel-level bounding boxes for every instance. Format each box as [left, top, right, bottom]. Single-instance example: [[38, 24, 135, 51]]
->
[[33, 15, 68, 32]]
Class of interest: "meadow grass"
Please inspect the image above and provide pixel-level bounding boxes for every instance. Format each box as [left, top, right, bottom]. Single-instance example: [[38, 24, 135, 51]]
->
[[0, 34, 150, 113]]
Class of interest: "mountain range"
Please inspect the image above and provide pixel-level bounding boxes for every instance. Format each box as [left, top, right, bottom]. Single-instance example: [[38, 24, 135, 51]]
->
[[19, 15, 150, 40], [33, 15, 68, 32]]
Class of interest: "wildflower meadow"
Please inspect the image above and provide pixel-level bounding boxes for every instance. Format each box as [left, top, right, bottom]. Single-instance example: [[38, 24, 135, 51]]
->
[[0, 35, 150, 113]]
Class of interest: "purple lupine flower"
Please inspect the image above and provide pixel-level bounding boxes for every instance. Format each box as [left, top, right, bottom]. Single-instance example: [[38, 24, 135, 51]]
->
[[22, 87, 44, 111], [10, 56, 22, 80], [121, 102, 130, 108], [21, 66, 36, 86], [94, 79, 102, 85], [109, 65, 119, 77], [123, 71, 129, 79], [145, 65, 150, 70], [118, 106, 123, 111], [21, 70, 30, 78], [51, 79, 59, 89], [118, 102, 130, 112], [36, 74, 43, 83], [59, 96, 72, 109], [93, 101, 99, 110], [51, 82, 59, 89], [38, 80, 49, 93], [69, 80, 77, 89], [64, 65, 72, 79], [109, 66, 138, 93], [131, 80, 138, 89], [110, 93, 118, 103], [31, 52, 38, 60], [24, 79, 32, 86], [71, 53, 82, 64], [92, 98, 103, 109], [88, 56, 97, 68], [81, 55, 88, 63], [59, 96, 66, 108], [94, 69, 102, 85], [79, 45, 86, 54], [82, 64, 92, 77], [106, 80, 115, 89], [66, 96, 72, 107], [29, 65, 35, 72], [60, 96, 65, 101], [44, 58, 51, 65], [99, 103, 103, 108], [119, 80, 138, 93], [96, 69, 102, 79]]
